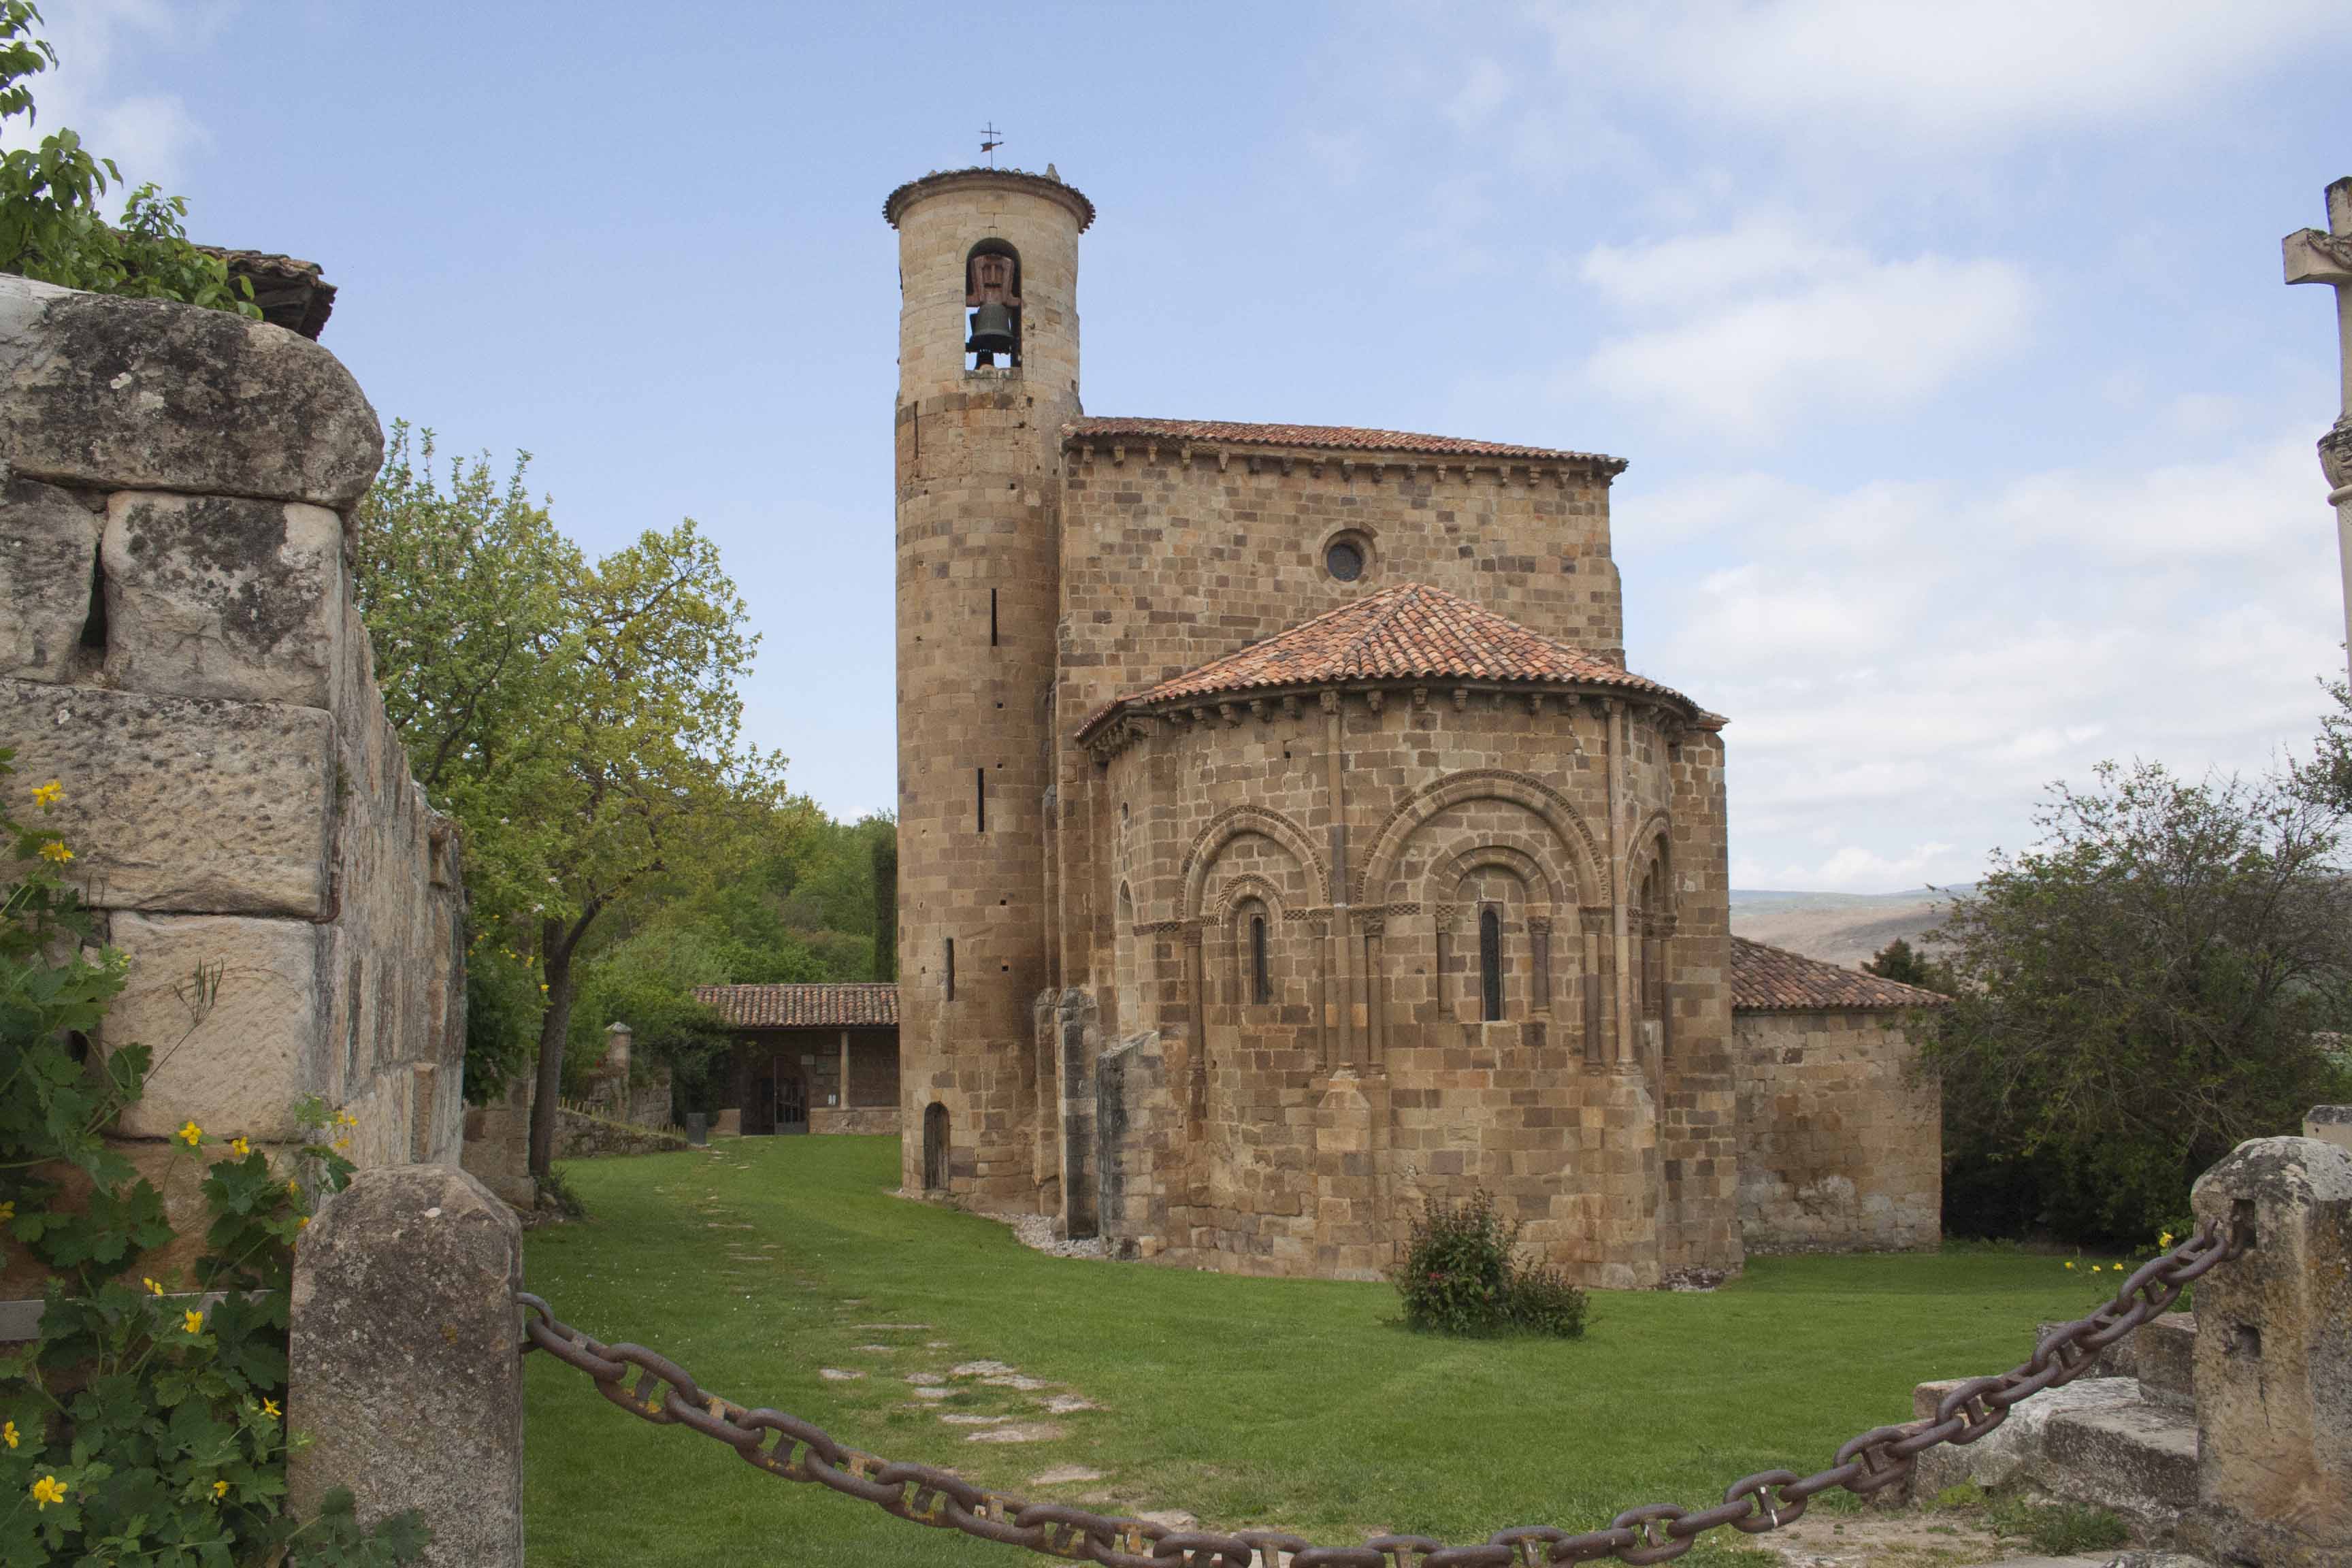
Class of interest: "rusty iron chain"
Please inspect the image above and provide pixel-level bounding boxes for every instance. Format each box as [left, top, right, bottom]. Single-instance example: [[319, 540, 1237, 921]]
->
[[517, 1224, 2235, 1568]]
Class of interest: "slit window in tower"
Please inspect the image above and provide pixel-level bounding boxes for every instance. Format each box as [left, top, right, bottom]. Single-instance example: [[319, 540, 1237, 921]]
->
[[990, 588, 999, 647], [1479, 906, 1503, 1022], [964, 242, 1022, 370], [975, 768, 987, 832], [944, 939, 956, 1001], [1250, 914, 1271, 1005]]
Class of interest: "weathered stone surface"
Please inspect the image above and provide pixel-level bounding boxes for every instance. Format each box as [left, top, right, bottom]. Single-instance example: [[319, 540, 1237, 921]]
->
[[0, 476, 101, 682], [0, 276, 382, 506], [102, 491, 345, 706], [459, 1075, 536, 1210], [2307, 1103, 2352, 1156], [103, 912, 329, 1141], [288, 1164, 523, 1568], [2180, 1136, 2352, 1568], [1908, 1377, 2144, 1497], [0, 677, 333, 915], [2138, 1312, 2196, 1411], [2041, 1397, 2199, 1530]]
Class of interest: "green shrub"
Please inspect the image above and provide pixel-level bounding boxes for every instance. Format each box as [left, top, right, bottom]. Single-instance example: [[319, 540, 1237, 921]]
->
[[1394, 1190, 1587, 1339], [1505, 1261, 1590, 1337]]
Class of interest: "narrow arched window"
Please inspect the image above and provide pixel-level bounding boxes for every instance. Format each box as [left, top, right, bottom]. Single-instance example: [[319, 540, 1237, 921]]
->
[[1479, 906, 1503, 1022], [1250, 913, 1271, 1005]]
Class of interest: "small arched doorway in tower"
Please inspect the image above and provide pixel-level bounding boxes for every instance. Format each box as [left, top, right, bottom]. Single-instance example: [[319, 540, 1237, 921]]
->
[[921, 1102, 951, 1190]]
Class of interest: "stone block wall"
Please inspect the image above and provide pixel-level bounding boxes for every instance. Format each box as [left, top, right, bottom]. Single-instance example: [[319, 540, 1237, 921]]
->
[[1733, 1009, 1940, 1253], [0, 277, 463, 1289]]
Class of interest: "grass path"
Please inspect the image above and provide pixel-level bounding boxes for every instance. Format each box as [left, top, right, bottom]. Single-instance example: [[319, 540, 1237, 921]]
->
[[520, 1137, 2129, 1568]]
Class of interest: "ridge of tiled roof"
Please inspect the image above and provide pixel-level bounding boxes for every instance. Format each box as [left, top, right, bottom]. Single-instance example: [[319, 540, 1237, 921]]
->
[[193, 246, 336, 340], [1729, 937, 1949, 1013], [883, 167, 1096, 230], [693, 983, 898, 1030], [1077, 583, 1699, 741], [1065, 416, 1625, 471]]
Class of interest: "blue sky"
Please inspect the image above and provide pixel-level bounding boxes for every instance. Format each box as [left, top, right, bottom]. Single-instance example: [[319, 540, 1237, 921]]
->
[[31, 1, 2352, 891]]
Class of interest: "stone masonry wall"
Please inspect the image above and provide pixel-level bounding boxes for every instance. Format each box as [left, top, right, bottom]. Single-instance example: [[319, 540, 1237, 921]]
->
[[1087, 681, 1737, 1288], [1733, 1009, 1940, 1253], [0, 277, 463, 1290], [892, 175, 1087, 1209]]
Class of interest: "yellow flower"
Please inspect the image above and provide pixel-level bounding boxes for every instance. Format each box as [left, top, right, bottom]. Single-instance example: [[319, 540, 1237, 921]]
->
[[31, 1475, 65, 1509], [2159, 1230, 2174, 1248], [261, 1398, 280, 1420], [230, 1137, 251, 1157], [0, 1200, 13, 1224], [36, 840, 71, 863], [287, 1179, 301, 1196], [31, 780, 61, 808], [143, 1277, 164, 1296], [297, 1215, 310, 1229], [2063, 1259, 2076, 1270], [176, 1121, 201, 1147], [212, 1480, 229, 1500], [182, 1308, 204, 1335], [3, 1420, 16, 1449]]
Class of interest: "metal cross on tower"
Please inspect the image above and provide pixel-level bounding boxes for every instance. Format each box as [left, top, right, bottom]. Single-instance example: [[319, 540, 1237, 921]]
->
[[2285, 176, 2352, 685], [980, 122, 1003, 166]]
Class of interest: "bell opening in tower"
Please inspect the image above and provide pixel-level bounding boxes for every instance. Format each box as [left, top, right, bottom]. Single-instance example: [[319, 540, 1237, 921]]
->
[[965, 240, 1022, 370]]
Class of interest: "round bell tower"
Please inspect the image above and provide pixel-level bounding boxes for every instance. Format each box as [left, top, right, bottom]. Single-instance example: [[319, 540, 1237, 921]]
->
[[884, 167, 1092, 1207]]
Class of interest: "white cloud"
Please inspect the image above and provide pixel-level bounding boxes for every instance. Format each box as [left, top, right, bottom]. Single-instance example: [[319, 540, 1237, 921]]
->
[[0, 1, 229, 188], [1536, 0, 2340, 148], [1578, 223, 2034, 438], [1623, 419, 2342, 892]]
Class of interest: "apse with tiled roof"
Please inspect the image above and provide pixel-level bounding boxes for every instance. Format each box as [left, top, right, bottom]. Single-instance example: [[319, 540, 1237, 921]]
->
[[883, 164, 1938, 1286]]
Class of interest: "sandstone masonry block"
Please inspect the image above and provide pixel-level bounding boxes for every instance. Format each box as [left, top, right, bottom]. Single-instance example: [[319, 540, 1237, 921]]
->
[[0, 677, 333, 915], [0, 476, 101, 681], [0, 275, 382, 507], [103, 911, 328, 1142], [101, 491, 346, 706], [289, 1165, 523, 1568]]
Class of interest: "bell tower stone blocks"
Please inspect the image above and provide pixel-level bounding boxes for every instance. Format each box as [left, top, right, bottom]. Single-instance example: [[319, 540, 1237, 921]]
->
[[885, 168, 1094, 1205]]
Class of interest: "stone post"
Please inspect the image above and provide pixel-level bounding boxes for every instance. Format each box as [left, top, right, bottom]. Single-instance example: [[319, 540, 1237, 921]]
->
[[2179, 1134, 2352, 1568], [2307, 1104, 2352, 1158], [289, 1164, 525, 1568], [2283, 176, 2352, 685]]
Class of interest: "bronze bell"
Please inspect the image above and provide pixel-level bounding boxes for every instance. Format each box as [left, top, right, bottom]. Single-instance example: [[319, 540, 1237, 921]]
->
[[968, 302, 1016, 359]]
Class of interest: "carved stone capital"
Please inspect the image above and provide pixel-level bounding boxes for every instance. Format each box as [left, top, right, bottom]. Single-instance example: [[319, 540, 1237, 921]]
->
[[2321, 418, 2352, 491]]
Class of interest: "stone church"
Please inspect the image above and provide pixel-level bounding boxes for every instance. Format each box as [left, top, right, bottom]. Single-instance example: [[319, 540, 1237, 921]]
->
[[886, 165, 1940, 1287]]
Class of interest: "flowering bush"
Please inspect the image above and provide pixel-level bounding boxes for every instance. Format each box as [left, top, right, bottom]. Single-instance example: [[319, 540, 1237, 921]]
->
[[1394, 1189, 1588, 1339], [0, 753, 424, 1563]]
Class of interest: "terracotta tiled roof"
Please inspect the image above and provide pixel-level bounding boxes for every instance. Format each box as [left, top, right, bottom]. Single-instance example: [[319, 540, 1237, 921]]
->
[[194, 247, 336, 340], [693, 983, 898, 1029], [1066, 416, 1624, 471], [1730, 938, 1948, 1013], [1077, 583, 1697, 740]]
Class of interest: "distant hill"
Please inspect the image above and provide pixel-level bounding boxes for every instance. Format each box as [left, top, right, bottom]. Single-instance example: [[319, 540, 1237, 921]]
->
[[1727, 885, 1974, 970]]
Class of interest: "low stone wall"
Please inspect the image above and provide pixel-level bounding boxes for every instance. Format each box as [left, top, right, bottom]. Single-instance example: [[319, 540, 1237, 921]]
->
[[0, 278, 463, 1292], [811, 1105, 901, 1135], [555, 1106, 689, 1159], [459, 1077, 536, 1209], [1733, 1009, 1939, 1254]]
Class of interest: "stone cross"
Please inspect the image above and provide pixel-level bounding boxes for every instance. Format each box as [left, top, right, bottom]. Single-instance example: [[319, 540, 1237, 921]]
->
[[2283, 176, 2352, 683]]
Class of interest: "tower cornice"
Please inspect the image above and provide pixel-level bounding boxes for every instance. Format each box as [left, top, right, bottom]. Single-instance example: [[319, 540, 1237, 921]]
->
[[884, 167, 1096, 231]]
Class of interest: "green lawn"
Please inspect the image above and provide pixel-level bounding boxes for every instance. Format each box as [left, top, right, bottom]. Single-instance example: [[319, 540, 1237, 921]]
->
[[520, 1137, 2127, 1568]]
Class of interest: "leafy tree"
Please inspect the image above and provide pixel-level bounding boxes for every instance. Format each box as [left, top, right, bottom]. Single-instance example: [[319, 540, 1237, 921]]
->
[[1863, 936, 1952, 994], [1923, 744, 2352, 1244], [0, 3, 254, 314], [353, 431, 787, 1176]]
